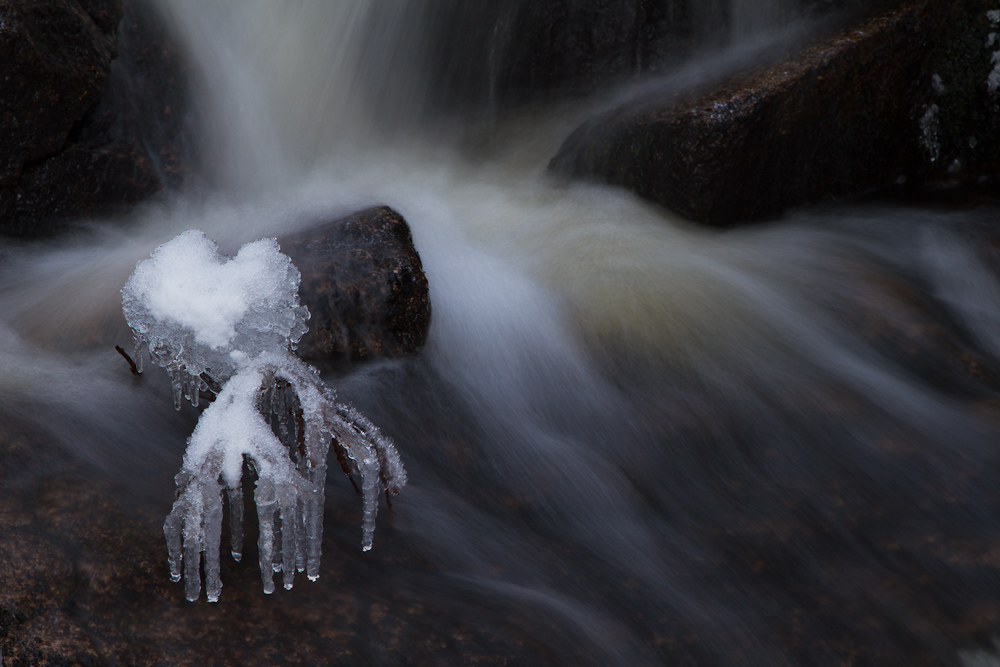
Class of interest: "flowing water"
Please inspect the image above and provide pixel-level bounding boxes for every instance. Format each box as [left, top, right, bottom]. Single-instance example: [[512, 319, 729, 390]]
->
[[3, 1, 1000, 665]]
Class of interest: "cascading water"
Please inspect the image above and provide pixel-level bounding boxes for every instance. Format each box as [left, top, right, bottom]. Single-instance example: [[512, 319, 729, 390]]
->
[[2, 1, 1000, 665]]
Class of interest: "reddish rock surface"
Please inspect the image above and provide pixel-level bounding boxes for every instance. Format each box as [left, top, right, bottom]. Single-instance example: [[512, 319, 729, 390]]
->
[[0, 419, 542, 666], [280, 206, 432, 366]]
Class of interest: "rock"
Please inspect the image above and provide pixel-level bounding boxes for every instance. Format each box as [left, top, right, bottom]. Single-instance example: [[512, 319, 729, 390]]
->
[[492, 0, 875, 104], [0, 0, 195, 238], [549, 0, 1000, 226], [491, 0, 685, 105], [279, 206, 431, 366], [108, 0, 197, 191], [361, 0, 874, 121], [0, 418, 543, 666], [0, 0, 120, 187]]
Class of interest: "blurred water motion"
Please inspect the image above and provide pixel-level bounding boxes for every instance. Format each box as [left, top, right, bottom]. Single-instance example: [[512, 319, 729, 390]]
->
[[1, 1, 1000, 665]]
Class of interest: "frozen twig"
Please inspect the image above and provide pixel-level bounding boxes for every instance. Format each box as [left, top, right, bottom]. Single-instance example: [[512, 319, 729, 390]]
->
[[123, 230, 406, 601]]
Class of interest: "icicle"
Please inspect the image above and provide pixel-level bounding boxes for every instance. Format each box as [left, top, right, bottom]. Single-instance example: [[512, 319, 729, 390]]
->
[[305, 483, 324, 581], [189, 380, 200, 407], [376, 433, 407, 495], [132, 333, 145, 374], [337, 404, 407, 496], [163, 506, 183, 583], [227, 483, 244, 562], [279, 486, 297, 590], [360, 456, 380, 552], [294, 497, 307, 573], [255, 477, 277, 595], [182, 490, 203, 602], [272, 511, 283, 573], [169, 366, 184, 411], [203, 484, 224, 603]]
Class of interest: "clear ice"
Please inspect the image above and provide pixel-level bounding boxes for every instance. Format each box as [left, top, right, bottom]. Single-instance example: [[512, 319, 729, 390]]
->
[[122, 230, 407, 602]]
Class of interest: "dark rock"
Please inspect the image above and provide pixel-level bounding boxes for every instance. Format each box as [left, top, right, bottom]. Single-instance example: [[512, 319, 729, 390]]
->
[[109, 0, 197, 191], [0, 418, 544, 666], [0, 0, 120, 187], [359, 0, 876, 123], [280, 206, 431, 366], [549, 0, 998, 226], [77, 0, 123, 34], [491, 0, 870, 104], [0, 0, 196, 238], [491, 0, 685, 105]]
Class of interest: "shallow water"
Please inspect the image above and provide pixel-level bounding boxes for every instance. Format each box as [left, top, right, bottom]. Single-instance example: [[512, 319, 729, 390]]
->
[[3, 1, 1000, 665]]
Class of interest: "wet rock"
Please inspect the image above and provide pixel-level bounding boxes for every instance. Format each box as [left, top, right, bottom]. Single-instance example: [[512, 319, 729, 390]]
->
[[280, 206, 431, 366], [491, 0, 690, 105], [362, 0, 875, 123], [550, 0, 998, 226], [0, 0, 120, 187], [0, 0, 195, 238], [0, 418, 545, 666], [492, 0, 878, 105]]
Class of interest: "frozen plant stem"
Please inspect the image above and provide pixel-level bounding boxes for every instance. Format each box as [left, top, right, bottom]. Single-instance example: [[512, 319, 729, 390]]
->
[[123, 230, 406, 602]]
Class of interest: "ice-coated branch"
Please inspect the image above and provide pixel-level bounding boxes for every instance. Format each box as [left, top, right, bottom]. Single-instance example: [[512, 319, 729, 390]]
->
[[123, 230, 406, 601]]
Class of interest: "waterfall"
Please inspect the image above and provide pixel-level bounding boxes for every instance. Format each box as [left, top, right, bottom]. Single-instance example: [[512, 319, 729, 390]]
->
[[1, 1, 999, 665]]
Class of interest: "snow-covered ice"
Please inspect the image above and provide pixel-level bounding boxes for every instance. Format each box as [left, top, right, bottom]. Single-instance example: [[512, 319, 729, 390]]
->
[[123, 231, 407, 601]]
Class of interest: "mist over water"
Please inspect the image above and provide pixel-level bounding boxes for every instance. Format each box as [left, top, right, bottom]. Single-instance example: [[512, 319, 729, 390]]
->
[[3, 1, 1000, 664]]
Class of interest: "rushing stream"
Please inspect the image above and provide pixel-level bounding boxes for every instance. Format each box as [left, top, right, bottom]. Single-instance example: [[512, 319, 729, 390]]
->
[[3, 1, 1000, 665]]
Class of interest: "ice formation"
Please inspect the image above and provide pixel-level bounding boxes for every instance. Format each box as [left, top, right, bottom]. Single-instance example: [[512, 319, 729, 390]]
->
[[122, 230, 406, 602], [989, 10, 1000, 94], [920, 104, 940, 163]]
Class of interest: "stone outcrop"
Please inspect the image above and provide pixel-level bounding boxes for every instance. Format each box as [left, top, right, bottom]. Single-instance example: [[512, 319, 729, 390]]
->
[[280, 206, 432, 366], [549, 0, 1000, 226], [0, 0, 194, 237], [0, 0, 120, 187]]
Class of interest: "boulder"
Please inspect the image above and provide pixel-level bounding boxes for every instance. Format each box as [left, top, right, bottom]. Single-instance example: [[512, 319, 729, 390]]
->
[[280, 206, 431, 366], [549, 0, 1000, 226], [0, 0, 120, 187], [0, 0, 195, 237]]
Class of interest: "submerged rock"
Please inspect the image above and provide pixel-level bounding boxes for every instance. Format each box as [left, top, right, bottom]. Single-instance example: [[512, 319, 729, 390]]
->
[[280, 206, 431, 366], [0, 0, 195, 237], [0, 419, 542, 666], [550, 0, 1000, 226]]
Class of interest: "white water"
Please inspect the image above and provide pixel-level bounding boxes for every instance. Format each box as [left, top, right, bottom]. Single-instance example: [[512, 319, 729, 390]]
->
[[3, 1, 1000, 664]]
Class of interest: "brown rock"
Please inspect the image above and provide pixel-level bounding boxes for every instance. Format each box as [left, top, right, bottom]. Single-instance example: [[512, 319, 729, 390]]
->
[[0, 0, 120, 187], [0, 419, 543, 666], [280, 206, 431, 366], [0, 0, 196, 237], [549, 0, 997, 226]]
